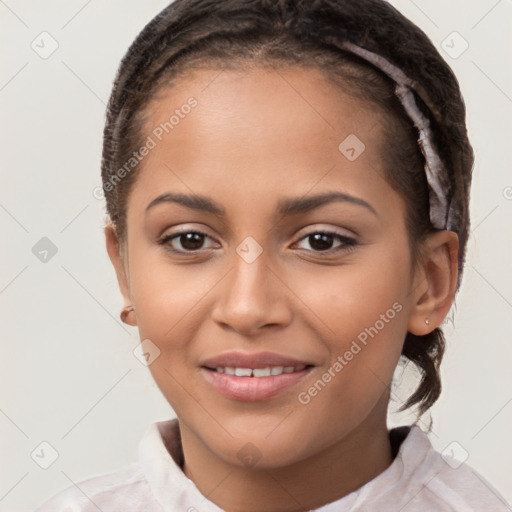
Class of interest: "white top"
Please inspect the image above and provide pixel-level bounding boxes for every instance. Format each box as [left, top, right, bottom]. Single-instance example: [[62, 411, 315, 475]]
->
[[35, 419, 510, 511]]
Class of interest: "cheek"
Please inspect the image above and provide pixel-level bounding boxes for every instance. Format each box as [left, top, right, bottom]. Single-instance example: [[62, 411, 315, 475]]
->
[[291, 292, 407, 456], [126, 249, 211, 411], [128, 245, 215, 342], [126, 249, 230, 409], [291, 248, 410, 411], [296, 245, 411, 341]]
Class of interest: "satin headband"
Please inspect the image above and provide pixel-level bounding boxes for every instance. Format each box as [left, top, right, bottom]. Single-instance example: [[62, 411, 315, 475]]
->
[[340, 41, 454, 232]]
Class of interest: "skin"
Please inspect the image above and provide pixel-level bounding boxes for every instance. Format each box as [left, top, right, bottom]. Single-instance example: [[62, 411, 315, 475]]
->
[[105, 65, 459, 512]]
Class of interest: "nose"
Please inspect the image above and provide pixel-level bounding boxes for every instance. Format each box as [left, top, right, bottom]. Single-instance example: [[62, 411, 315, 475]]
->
[[210, 243, 292, 336]]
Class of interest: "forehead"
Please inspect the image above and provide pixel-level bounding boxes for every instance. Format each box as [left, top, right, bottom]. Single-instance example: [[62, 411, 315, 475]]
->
[[128, 65, 399, 223], [142, 64, 380, 144]]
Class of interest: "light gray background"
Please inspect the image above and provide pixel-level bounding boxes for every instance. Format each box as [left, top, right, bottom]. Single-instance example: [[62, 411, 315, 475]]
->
[[1, 1, 511, 510]]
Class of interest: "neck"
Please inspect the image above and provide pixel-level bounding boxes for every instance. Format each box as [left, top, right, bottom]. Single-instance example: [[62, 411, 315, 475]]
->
[[179, 399, 393, 512]]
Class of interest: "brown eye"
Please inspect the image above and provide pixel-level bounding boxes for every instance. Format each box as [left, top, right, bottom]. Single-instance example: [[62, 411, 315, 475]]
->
[[295, 231, 356, 253], [158, 230, 217, 253]]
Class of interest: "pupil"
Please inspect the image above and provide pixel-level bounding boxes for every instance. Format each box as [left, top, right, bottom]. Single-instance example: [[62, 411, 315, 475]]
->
[[310, 233, 332, 251], [181, 232, 203, 250]]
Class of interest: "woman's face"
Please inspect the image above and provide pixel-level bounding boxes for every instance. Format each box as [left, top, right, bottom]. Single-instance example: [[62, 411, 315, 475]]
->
[[113, 65, 424, 468]]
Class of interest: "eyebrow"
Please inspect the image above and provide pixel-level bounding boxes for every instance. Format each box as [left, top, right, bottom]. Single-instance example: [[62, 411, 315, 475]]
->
[[145, 191, 379, 218]]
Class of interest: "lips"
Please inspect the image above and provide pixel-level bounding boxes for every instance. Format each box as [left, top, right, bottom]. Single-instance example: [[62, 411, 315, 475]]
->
[[200, 351, 315, 401], [215, 365, 306, 377], [201, 350, 313, 370]]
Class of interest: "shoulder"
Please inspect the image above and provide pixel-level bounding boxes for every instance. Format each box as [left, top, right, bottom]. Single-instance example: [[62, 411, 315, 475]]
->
[[395, 425, 511, 511], [422, 454, 511, 510], [34, 462, 161, 512]]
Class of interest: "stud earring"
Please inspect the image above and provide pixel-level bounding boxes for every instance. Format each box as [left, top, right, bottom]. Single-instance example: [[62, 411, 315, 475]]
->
[[120, 305, 135, 323], [425, 318, 430, 326]]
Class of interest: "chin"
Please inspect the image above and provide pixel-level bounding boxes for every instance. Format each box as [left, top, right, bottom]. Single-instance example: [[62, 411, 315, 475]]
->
[[193, 417, 319, 470], [215, 437, 307, 470]]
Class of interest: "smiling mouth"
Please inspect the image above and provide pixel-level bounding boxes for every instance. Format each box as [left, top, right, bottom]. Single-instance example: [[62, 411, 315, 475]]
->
[[205, 364, 313, 377], [200, 364, 315, 401]]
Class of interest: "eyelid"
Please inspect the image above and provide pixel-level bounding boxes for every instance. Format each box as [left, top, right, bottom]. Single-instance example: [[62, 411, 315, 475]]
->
[[292, 228, 357, 254], [158, 224, 216, 240], [158, 226, 218, 250], [158, 224, 358, 255], [294, 224, 357, 240], [158, 224, 355, 243]]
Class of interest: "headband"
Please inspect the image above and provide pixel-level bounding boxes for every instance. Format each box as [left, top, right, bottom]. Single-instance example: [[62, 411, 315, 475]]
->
[[340, 41, 454, 233]]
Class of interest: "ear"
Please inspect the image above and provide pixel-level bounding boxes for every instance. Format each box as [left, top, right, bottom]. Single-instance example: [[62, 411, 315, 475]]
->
[[407, 230, 459, 335], [104, 223, 137, 326]]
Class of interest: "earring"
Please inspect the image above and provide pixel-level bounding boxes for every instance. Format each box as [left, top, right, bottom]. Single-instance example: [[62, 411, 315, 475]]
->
[[425, 319, 430, 326], [120, 305, 135, 323]]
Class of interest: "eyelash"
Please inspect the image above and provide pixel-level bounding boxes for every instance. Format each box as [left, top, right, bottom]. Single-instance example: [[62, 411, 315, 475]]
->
[[157, 229, 357, 255]]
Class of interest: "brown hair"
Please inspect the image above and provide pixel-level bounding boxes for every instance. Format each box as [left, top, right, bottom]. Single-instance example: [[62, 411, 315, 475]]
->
[[101, 0, 474, 416]]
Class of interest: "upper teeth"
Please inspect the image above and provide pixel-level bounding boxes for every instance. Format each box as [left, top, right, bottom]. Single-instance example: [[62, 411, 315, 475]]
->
[[215, 365, 306, 377]]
